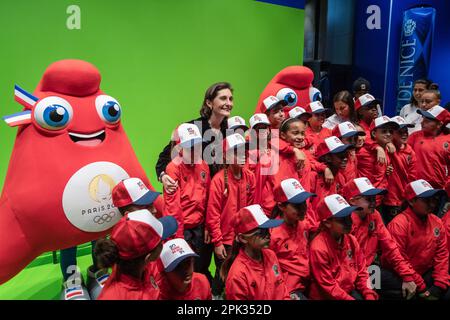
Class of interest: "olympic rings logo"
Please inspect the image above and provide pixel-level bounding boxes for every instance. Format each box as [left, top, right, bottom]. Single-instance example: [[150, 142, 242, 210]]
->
[[93, 211, 116, 224]]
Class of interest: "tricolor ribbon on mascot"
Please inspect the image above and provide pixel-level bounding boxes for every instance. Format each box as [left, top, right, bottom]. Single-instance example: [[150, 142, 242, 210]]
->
[[3, 84, 38, 127]]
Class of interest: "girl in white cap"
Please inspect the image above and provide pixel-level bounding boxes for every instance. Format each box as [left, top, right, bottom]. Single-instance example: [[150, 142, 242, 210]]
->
[[221, 204, 289, 300]]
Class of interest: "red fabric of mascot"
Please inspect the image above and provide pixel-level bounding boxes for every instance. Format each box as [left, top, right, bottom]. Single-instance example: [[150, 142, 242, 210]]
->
[[255, 66, 321, 113], [0, 59, 162, 284]]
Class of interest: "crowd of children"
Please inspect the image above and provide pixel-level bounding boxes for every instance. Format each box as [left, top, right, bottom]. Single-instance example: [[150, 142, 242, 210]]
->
[[90, 79, 449, 300]]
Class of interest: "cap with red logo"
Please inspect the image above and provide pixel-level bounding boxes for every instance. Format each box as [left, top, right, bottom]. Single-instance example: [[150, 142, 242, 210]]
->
[[332, 121, 366, 139], [354, 93, 381, 111], [342, 177, 387, 200], [417, 105, 450, 123], [223, 133, 247, 153], [111, 209, 178, 260], [234, 204, 283, 234], [288, 106, 312, 120], [369, 116, 400, 131], [112, 177, 160, 208], [249, 113, 270, 129], [228, 116, 249, 130], [404, 179, 446, 201], [274, 178, 316, 204], [390, 116, 414, 129], [317, 194, 361, 221], [171, 123, 203, 148], [262, 95, 288, 113], [316, 136, 354, 159], [160, 238, 199, 272], [305, 101, 327, 114]]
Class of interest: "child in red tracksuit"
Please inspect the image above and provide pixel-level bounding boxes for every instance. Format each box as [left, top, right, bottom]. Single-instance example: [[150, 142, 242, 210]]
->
[[332, 121, 365, 181], [221, 204, 290, 300], [309, 194, 378, 300], [311, 136, 354, 217], [96, 210, 177, 300], [357, 116, 399, 206], [269, 178, 316, 300], [206, 133, 255, 297], [408, 106, 450, 190], [382, 179, 449, 300], [381, 116, 417, 224], [304, 101, 332, 155], [342, 178, 421, 300], [157, 238, 212, 300], [163, 123, 211, 274]]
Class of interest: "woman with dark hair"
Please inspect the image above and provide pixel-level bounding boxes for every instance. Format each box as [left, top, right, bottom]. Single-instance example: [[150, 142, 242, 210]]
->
[[323, 91, 357, 130], [399, 79, 434, 134]]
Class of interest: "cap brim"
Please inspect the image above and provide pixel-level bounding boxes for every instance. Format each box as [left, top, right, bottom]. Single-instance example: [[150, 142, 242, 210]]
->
[[361, 100, 381, 109], [360, 188, 387, 196], [289, 192, 317, 204], [179, 137, 203, 148], [159, 216, 178, 240], [251, 122, 270, 128], [294, 112, 312, 120], [417, 109, 438, 121], [133, 190, 161, 206], [397, 124, 415, 129], [341, 131, 365, 138], [230, 125, 249, 131], [259, 218, 284, 229], [312, 109, 327, 114], [374, 121, 400, 130], [164, 253, 199, 272], [329, 144, 354, 154], [268, 100, 288, 111], [334, 206, 361, 218], [416, 189, 446, 199]]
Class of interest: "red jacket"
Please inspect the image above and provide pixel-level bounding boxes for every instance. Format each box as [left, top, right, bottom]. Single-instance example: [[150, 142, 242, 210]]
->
[[343, 150, 358, 181], [357, 143, 390, 205], [158, 272, 212, 300], [309, 230, 378, 300], [442, 212, 450, 259], [164, 160, 210, 238], [305, 126, 332, 156], [98, 268, 160, 300], [350, 210, 419, 286], [225, 248, 290, 300], [384, 144, 417, 206], [206, 168, 255, 247], [311, 169, 349, 213], [408, 131, 450, 189], [383, 207, 449, 291], [246, 148, 277, 205], [270, 220, 310, 293]]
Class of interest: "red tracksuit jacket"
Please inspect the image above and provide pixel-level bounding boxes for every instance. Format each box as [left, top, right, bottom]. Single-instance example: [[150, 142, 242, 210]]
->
[[442, 212, 450, 259], [270, 220, 310, 293], [383, 207, 449, 291], [311, 169, 349, 212], [98, 268, 160, 300], [305, 126, 332, 156], [246, 148, 277, 205], [164, 160, 211, 238], [225, 248, 290, 300], [408, 131, 450, 189], [309, 230, 378, 300], [350, 211, 420, 286], [343, 150, 358, 181], [158, 272, 212, 300], [206, 167, 255, 247], [384, 144, 417, 206]]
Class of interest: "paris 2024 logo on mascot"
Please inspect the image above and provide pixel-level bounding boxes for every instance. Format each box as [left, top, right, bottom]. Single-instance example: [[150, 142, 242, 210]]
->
[[255, 66, 321, 113], [0, 59, 162, 284]]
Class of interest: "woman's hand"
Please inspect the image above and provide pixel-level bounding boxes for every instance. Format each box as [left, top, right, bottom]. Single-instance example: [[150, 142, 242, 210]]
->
[[162, 174, 178, 194]]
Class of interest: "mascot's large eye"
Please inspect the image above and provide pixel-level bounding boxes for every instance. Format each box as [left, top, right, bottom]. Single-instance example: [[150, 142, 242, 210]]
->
[[95, 95, 121, 124], [309, 87, 322, 102], [34, 96, 73, 130], [276, 88, 297, 107]]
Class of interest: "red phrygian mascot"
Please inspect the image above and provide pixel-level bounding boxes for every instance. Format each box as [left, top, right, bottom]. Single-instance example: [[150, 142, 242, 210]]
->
[[0, 60, 163, 284], [254, 66, 321, 113]]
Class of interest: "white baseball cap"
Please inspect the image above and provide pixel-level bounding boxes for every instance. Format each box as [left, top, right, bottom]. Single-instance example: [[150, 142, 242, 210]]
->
[[390, 116, 414, 129], [369, 116, 400, 131], [249, 113, 270, 128], [316, 136, 354, 158], [404, 179, 445, 201], [112, 177, 160, 208], [274, 178, 316, 203], [223, 133, 247, 152], [332, 121, 366, 138], [160, 238, 199, 272], [262, 95, 288, 113], [172, 123, 203, 148], [288, 106, 312, 120], [317, 194, 361, 220], [227, 116, 248, 130], [342, 177, 387, 200]]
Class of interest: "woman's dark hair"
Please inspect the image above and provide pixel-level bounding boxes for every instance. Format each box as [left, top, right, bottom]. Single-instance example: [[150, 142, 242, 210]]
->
[[333, 90, 357, 123], [199, 82, 233, 119], [95, 238, 147, 276], [410, 79, 434, 105], [220, 239, 243, 282]]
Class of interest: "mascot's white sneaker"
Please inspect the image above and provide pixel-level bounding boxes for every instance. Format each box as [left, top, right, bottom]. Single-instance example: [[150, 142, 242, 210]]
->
[[86, 266, 110, 300], [60, 273, 91, 300]]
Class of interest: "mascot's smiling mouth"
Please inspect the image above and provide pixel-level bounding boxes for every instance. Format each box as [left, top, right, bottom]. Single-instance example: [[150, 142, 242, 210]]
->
[[68, 130, 105, 146]]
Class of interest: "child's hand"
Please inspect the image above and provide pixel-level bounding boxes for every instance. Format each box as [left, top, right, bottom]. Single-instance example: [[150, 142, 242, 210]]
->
[[386, 142, 396, 154], [376, 146, 387, 164], [204, 229, 211, 244], [324, 167, 334, 185], [162, 174, 178, 194], [214, 245, 228, 260], [402, 281, 417, 300], [293, 148, 306, 170], [386, 164, 393, 176]]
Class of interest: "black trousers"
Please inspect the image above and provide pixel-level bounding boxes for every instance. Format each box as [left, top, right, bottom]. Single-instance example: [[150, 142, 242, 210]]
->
[[184, 225, 213, 284], [211, 244, 232, 296]]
